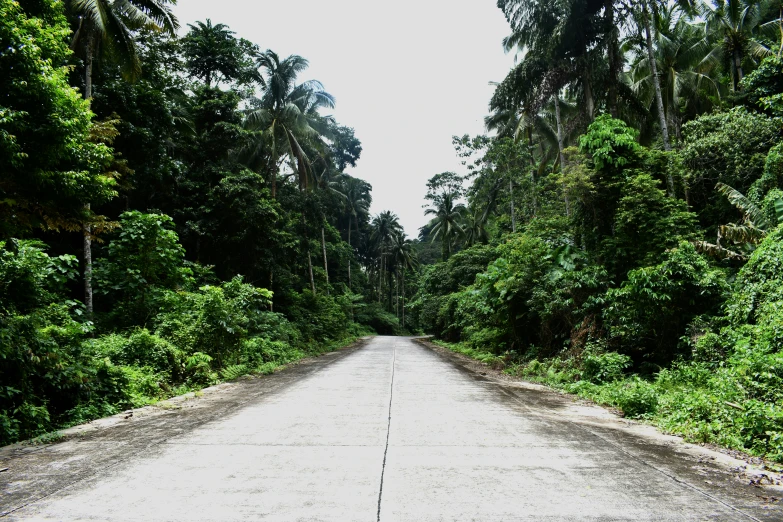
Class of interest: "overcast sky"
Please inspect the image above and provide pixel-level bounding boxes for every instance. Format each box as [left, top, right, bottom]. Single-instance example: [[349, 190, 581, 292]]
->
[[173, 0, 515, 236]]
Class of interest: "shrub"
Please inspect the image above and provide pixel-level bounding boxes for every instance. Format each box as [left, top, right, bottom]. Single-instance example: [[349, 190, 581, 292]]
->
[[581, 351, 631, 384]]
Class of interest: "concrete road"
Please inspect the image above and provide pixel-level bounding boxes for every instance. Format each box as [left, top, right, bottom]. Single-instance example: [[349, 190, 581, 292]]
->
[[1, 336, 781, 521]]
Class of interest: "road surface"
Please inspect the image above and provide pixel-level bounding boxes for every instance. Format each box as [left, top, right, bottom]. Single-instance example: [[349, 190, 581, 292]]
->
[[1, 336, 781, 521]]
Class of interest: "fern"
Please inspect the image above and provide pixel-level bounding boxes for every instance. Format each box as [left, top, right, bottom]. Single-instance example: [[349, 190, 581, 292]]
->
[[220, 364, 248, 381], [185, 352, 212, 371]]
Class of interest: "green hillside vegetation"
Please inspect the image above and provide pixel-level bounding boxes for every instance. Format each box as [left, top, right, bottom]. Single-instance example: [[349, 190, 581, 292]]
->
[[408, 1, 783, 463], [0, 0, 415, 445]]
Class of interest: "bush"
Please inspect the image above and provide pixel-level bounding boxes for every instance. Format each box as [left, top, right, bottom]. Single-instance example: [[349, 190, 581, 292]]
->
[[602, 378, 658, 418], [581, 351, 631, 384], [85, 330, 181, 378]]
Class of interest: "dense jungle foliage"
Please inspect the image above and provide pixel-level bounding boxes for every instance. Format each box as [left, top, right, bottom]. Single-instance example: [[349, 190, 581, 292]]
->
[[0, 0, 415, 445], [409, 0, 783, 462]]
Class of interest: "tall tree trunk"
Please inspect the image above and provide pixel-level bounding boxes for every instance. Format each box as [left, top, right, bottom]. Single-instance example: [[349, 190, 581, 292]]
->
[[83, 204, 93, 315], [378, 255, 383, 303], [509, 178, 516, 233], [83, 36, 95, 314], [641, 0, 675, 196], [401, 270, 405, 329], [606, 0, 619, 117], [525, 125, 537, 218], [395, 272, 400, 319], [307, 249, 316, 294], [641, 1, 672, 153], [554, 96, 570, 217], [302, 215, 316, 294], [321, 225, 329, 295], [347, 220, 352, 291], [583, 66, 595, 122]]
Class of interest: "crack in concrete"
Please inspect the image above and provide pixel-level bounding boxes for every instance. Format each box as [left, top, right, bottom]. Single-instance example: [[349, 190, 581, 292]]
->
[[376, 344, 396, 522]]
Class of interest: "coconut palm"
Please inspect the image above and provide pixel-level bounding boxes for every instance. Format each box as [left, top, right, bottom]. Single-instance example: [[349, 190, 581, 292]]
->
[[69, 0, 177, 314], [425, 193, 466, 261], [463, 207, 490, 247], [700, 0, 781, 90], [370, 211, 402, 305], [338, 175, 372, 290], [243, 51, 335, 198], [389, 231, 418, 327], [70, 0, 178, 99], [625, 5, 722, 141]]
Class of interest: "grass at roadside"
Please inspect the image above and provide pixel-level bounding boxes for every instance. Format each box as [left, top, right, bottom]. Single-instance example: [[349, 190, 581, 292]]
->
[[429, 339, 783, 467]]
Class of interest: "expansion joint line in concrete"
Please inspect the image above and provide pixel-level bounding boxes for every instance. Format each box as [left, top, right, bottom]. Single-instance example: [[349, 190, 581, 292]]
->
[[376, 345, 396, 522]]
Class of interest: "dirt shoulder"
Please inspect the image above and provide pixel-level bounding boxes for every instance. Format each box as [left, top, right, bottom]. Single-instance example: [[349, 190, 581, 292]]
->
[[0, 338, 369, 517]]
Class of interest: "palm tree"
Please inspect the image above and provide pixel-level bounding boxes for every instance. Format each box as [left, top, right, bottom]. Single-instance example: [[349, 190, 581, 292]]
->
[[389, 232, 418, 327], [370, 211, 402, 305], [625, 5, 722, 143], [425, 193, 466, 261], [339, 175, 372, 290], [243, 50, 335, 198], [69, 0, 177, 314], [700, 0, 781, 90], [70, 0, 178, 100], [463, 207, 490, 247]]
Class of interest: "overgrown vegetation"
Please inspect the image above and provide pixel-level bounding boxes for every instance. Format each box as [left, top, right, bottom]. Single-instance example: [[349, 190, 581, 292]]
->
[[409, 1, 783, 463], [0, 0, 410, 445]]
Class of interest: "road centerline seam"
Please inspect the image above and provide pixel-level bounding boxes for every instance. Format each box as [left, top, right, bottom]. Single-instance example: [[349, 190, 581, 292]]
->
[[376, 343, 396, 522]]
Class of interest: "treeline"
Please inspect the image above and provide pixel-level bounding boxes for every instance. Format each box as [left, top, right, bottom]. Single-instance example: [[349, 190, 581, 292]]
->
[[0, 0, 416, 445], [409, 0, 783, 462]]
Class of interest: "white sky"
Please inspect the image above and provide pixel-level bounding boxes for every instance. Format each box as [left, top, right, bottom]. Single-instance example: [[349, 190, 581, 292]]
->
[[173, 0, 515, 236]]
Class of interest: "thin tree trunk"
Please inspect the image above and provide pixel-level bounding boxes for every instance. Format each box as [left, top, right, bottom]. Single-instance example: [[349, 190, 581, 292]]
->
[[641, 2, 672, 155], [302, 215, 316, 294], [509, 178, 516, 233], [307, 250, 316, 294], [641, 0, 675, 197], [606, 0, 619, 117], [321, 225, 329, 295], [583, 66, 595, 122], [378, 255, 383, 303], [395, 272, 399, 319], [554, 96, 570, 217], [526, 125, 537, 218], [83, 204, 93, 315], [83, 36, 94, 314], [347, 220, 352, 291], [401, 270, 405, 329]]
